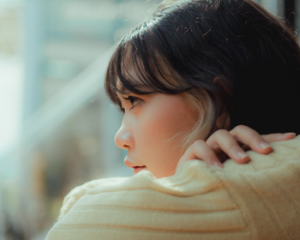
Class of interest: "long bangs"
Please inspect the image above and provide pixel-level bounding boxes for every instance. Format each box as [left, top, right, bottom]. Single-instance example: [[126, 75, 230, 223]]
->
[[105, 25, 192, 109]]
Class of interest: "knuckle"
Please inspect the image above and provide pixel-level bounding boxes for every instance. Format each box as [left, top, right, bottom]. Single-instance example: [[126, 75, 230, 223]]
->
[[213, 129, 228, 137], [193, 139, 210, 152], [230, 124, 248, 136], [233, 125, 246, 132], [191, 140, 204, 150], [192, 140, 214, 158], [193, 139, 205, 146]]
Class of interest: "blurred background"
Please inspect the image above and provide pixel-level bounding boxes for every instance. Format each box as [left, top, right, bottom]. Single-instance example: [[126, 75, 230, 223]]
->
[[0, 0, 298, 239]]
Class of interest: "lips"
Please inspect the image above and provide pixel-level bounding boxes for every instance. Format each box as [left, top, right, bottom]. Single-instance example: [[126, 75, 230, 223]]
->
[[124, 158, 146, 174], [133, 166, 146, 174]]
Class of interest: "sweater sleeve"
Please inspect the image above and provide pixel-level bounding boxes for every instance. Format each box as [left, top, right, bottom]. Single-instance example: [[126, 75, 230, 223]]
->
[[46, 136, 300, 240]]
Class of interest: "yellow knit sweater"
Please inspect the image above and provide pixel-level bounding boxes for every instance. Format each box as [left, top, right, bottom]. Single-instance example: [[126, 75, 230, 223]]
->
[[46, 136, 300, 240]]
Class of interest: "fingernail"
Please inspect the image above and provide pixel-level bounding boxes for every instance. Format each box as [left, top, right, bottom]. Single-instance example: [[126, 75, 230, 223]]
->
[[283, 132, 296, 137], [236, 151, 248, 159], [259, 142, 271, 149]]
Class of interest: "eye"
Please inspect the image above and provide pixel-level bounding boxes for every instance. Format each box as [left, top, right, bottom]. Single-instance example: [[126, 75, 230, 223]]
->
[[123, 96, 142, 109]]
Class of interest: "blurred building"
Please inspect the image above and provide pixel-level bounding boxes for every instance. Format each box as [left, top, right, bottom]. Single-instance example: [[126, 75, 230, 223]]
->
[[0, 0, 299, 239]]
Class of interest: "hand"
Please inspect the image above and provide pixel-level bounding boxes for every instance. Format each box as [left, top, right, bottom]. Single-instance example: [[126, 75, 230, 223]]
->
[[177, 125, 296, 168]]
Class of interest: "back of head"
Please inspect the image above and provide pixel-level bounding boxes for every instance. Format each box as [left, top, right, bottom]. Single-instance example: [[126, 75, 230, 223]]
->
[[106, 0, 300, 137], [202, 0, 300, 135]]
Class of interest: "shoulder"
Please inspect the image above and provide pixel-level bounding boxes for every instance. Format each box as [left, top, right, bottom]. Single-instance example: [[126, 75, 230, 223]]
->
[[223, 135, 300, 171], [58, 177, 127, 220], [216, 136, 300, 239], [47, 136, 300, 240]]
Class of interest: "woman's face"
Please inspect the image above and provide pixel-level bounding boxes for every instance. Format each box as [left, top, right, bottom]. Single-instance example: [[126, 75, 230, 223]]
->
[[115, 90, 198, 178]]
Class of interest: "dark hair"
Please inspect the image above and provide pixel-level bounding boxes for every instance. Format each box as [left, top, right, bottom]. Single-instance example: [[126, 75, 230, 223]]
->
[[105, 0, 300, 138]]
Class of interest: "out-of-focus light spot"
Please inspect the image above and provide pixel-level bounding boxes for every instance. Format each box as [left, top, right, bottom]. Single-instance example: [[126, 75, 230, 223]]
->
[[0, 56, 23, 156]]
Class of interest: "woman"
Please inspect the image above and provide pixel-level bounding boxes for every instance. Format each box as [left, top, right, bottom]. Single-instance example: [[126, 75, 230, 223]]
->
[[105, 0, 300, 177], [46, 0, 300, 239]]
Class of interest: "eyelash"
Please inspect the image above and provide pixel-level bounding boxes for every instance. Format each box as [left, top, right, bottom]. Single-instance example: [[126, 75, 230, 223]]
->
[[121, 96, 142, 112]]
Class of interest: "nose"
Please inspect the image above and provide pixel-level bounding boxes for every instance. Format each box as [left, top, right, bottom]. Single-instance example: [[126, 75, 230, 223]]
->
[[114, 125, 134, 150]]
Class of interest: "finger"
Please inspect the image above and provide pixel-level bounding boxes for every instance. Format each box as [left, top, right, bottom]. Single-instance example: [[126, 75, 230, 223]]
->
[[206, 129, 250, 164], [262, 132, 296, 143], [241, 132, 295, 153], [177, 140, 223, 168], [230, 125, 272, 154]]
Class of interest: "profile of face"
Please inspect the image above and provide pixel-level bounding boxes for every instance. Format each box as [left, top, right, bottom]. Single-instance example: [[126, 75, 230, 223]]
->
[[114, 87, 198, 179], [108, 0, 300, 178]]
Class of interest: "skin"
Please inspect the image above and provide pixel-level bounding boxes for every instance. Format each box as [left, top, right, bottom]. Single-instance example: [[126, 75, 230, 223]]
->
[[114, 58, 296, 178], [115, 90, 296, 178], [115, 92, 198, 178]]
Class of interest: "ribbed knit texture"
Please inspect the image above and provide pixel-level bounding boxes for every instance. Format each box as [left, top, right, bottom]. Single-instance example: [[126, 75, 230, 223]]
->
[[46, 136, 300, 240]]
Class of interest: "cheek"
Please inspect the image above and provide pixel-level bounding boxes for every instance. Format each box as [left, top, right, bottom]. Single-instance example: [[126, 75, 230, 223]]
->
[[132, 95, 197, 178], [137, 97, 196, 151], [159, 99, 197, 139]]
